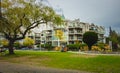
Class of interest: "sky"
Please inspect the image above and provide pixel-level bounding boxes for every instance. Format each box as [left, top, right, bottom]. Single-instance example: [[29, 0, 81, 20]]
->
[[40, 0, 120, 36]]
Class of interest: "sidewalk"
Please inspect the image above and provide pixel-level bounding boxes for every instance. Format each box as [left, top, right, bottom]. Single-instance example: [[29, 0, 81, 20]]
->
[[69, 51, 120, 56]]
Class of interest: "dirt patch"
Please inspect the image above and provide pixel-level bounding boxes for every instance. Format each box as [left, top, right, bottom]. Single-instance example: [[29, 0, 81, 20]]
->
[[6, 56, 51, 66], [0, 62, 91, 73]]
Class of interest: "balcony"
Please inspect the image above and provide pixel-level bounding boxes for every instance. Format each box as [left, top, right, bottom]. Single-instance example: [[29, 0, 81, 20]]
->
[[35, 36, 40, 38], [48, 33, 52, 36], [69, 31, 74, 33], [74, 31, 83, 34], [69, 37, 74, 41], [77, 38, 82, 41], [46, 38, 52, 41], [69, 36, 82, 41]]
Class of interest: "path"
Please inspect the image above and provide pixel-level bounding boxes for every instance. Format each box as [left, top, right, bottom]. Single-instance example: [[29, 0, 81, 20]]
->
[[0, 62, 91, 73]]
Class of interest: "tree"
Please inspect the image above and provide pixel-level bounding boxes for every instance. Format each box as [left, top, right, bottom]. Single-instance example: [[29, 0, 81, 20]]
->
[[23, 37, 35, 47], [1, 39, 9, 47], [109, 30, 118, 43], [83, 31, 98, 50], [0, 0, 63, 54], [117, 35, 120, 44], [55, 29, 64, 47], [109, 27, 119, 51]]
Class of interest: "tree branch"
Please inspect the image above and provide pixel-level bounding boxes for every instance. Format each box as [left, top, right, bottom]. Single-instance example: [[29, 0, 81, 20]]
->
[[13, 19, 23, 38], [3, 31, 11, 40], [13, 13, 25, 39], [29, 21, 46, 29], [14, 20, 46, 41]]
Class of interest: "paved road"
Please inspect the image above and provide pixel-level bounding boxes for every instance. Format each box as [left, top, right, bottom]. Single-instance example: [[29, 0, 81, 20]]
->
[[0, 62, 91, 73]]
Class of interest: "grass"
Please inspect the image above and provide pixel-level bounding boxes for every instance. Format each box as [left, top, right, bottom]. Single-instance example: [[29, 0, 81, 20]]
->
[[0, 50, 120, 73]]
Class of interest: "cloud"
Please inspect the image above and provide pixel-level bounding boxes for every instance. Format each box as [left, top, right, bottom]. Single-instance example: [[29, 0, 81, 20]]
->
[[49, 0, 120, 32]]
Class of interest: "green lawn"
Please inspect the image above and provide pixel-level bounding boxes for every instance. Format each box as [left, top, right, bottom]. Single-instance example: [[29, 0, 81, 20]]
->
[[0, 50, 120, 73]]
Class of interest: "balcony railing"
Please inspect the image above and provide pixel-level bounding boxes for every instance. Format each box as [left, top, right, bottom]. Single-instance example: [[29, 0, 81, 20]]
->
[[46, 38, 52, 41], [69, 37, 82, 40], [69, 31, 74, 33], [46, 33, 52, 36]]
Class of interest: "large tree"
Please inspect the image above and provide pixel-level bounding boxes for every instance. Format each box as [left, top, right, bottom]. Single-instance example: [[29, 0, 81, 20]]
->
[[0, 0, 63, 54], [83, 31, 98, 50]]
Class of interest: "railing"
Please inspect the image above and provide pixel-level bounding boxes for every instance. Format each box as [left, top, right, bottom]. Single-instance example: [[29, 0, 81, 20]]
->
[[69, 37, 82, 40], [69, 31, 74, 33]]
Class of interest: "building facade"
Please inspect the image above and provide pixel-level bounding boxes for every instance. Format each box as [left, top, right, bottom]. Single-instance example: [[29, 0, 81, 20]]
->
[[29, 19, 105, 47]]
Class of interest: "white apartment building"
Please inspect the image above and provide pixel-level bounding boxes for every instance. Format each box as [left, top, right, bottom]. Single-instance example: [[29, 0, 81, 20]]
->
[[28, 19, 105, 47]]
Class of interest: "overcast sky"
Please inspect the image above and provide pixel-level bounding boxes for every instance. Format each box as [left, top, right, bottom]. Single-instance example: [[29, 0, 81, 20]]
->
[[40, 0, 120, 35]]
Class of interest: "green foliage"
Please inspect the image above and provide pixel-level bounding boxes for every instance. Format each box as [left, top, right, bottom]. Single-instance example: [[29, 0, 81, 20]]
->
[[109, 29, 119, 50], [117, 36, 120, 44], [109, 30, 118, 43], [54, 30, 64, 47], [0, 0, 63, 54], [67, 44, 80, 51], [96, 43, 105, 49], [0, 39, 9, 47], [95, 43, 111, 52], [41, 44, 54, 50], [55, 30, 64, 40], [1, 0, 63, 34], [67, 43, 88, 51], [14, 42, 21, 49], [83, 31, 98, 50], [23, 37, 35, 47]]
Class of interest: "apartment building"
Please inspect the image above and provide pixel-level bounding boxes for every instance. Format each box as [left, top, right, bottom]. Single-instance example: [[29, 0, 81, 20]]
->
[[30, 19, 105, 47]]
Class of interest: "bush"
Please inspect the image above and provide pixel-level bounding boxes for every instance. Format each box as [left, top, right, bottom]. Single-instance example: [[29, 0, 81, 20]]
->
[[92, 46, 101, 51], [80, 44, 88, 51], [96, 43, 111, 51], [41, 44, 54, 51], [67, 44, 80, 51], [14, 42, 21, 49], [54, 46, 61, 51]]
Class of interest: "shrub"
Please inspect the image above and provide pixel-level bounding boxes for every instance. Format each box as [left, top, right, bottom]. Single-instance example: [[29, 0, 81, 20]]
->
[[14, 42, 21, 49], [97, 43, 111, 51], [41, 44, 54, 51], [67, 44, 80, 51], [92, 46, 101, 51], [54, 46, 61, 51], [80, 44, 88, 51]]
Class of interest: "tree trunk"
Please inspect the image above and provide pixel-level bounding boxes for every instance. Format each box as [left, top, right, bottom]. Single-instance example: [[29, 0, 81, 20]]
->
[[8, 40, 15, 54], [88, 45, 91, 51]]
